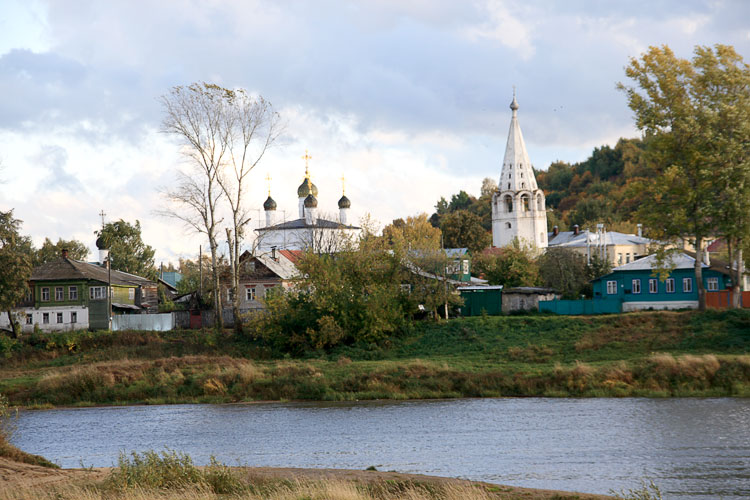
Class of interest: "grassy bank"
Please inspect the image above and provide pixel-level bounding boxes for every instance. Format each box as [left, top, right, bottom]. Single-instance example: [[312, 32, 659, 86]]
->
[[1, 310, 749, 406]]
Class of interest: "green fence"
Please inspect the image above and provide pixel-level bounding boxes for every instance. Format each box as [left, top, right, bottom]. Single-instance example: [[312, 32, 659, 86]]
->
[[538, 298, 621, 315]]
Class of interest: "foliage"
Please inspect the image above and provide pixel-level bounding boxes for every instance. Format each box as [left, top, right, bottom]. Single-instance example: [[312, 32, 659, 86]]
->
[[381, 214, 442, 253], [250, 248, 411, 354], [32, 237, 89, 265], [473, 241, 540, 287], [106, 449, 244, 493], [430, 182, 494, 233], [538, 248, 588, 299], [175, 255, 215, 295], [96, 219, 157, 279], [439, 210, 491, 253], [611, 480, 663, 500], [0, 210, 32, 338]]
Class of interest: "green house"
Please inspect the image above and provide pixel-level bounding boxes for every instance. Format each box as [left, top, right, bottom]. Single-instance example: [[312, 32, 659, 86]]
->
[[444, 248, 471, 283], [591, 252, 731, 311]]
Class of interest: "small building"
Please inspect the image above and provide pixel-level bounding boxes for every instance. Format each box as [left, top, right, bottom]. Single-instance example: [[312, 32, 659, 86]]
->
[[458, 286, 503, 316], [0, 250, 157, 333], [591, 252, 731, 311], [502, 287, 558, 313], [548, 225, 651, 267], [444, 248, 471, 283]]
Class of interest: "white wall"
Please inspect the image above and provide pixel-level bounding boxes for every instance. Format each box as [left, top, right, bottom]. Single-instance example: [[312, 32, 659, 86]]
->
[[0, 306, 89, 333]]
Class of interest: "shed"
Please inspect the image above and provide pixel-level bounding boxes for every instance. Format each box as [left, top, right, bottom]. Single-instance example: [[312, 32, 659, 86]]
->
[[458, 286, 503, 316], [502, 287, 559, 313]]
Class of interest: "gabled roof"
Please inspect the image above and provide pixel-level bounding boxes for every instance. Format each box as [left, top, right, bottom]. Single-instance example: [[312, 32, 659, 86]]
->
[[31, 258, 156, 287], [548, 230, 651, 248], [255, 253, 299, 280], [255, 217, 360, 232], [444, 248, 469, 258]]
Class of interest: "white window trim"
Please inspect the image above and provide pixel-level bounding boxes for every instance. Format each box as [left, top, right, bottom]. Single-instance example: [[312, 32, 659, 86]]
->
[[69, 286, 78, 301], [41, 287, 50, 302], [606, 280, 618, 295], [707, 277, 719, 291], [632, 279, 641, 294], [55, 287, 64, 301], [649, 279, 658, 294], [666, 278, 675, 294], [683, 277, 693, 293], [89, 286, 106, 300]]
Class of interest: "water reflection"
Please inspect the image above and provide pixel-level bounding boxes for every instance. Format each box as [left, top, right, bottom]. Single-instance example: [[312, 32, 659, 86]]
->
[[12, 398, 750, 499]]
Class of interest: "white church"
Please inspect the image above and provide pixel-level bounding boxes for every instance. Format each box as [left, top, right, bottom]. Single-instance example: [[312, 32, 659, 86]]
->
[[254, 152, 361, 253], [491, 93, 548, 250]]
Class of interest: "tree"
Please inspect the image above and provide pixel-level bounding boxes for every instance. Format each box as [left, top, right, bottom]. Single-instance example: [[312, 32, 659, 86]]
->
[[33, 237, 89, 266], [95, 219, 156, 279], [473, 240, 540, 288], [381, 214, 442, 253], [439, 210, 491, 253], [618, 44, 750, 310], [538, 247, 588, 299], [0, 211, 32, 338], [480, 177, 498, 198]]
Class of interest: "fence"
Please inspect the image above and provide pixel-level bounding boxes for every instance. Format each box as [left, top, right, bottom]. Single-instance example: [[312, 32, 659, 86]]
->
[[538, 298, 622, 315], [706, 290, 750, 309], [112, 313, 174, 331]]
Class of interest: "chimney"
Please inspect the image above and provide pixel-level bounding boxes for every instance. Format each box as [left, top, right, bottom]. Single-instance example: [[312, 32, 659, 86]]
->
[[573, 224, 580, 236], [61, 248, 69, 259], [271, 246, 277, 261], [553, 226, 559, 236], [637, 223, 643, 238]]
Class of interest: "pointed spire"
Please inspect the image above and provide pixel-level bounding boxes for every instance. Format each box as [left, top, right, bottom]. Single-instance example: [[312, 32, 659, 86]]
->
[[498, 90, 538, 192], [510, 86, 519, 114]]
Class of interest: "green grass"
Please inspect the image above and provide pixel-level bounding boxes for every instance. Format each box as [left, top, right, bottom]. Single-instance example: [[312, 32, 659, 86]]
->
[[1, 310, 749, 406]]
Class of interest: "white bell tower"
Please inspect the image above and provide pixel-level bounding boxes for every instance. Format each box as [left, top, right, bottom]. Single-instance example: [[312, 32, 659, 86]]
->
[[491, 92, 548, 250]]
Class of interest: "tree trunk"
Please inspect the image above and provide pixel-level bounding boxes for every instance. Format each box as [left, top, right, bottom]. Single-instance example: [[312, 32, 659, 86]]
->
[[209, 238, 223, 331], [695, 236, 706, 311], [733, 245, 744, 309], [6, 310, 17, 339]]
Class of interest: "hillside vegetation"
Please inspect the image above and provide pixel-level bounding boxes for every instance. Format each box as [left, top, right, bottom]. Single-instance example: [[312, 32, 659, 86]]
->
[[1, 310, 749, 406]]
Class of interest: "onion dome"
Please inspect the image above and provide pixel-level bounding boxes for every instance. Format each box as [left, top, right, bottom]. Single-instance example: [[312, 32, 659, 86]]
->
[[303, 193, 318, 209], [338, 195, 351, 209], [510, 95, 519, 111], [263, 195, 277, 211], [95, 235, 108, 250], [297, 177, 318, 198]]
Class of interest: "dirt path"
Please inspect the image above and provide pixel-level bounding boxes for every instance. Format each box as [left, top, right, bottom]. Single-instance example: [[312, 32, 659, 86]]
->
[[0, 457, 613, 499]]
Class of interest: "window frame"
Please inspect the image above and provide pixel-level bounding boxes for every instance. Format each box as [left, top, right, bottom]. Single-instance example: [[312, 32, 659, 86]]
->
[[606, 280, 618, 295], [682, 277, 693, 293], [71, 312, 77, 324], [631, 279, 641, 294], [707, 277, 719, 291], [666, 278, 675, 293], [56, 312, 63, 324], [89, 286, 106, 300], [25, 314, 32, 325], [42, 313, 49, 324], [41, 287, 50, 302], [246, 287, 256, 301], [55, 287, 64, 301], [69, 286, 78, 301]]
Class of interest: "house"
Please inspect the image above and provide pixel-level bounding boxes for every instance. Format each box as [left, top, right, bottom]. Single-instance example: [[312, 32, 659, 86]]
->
[[444, 248, 472, 283], [0, 249, 157, 333], [548, 224, 652, 267], [220, 249, 300, 314], [591, 252, 731, 311]]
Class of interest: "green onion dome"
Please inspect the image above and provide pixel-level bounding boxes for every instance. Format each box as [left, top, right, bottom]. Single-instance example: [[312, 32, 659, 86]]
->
[[303, 193, 318, 208], [263, 196, 277, 211], [338, 195, 351, 209], [297, 177, 318, 198]]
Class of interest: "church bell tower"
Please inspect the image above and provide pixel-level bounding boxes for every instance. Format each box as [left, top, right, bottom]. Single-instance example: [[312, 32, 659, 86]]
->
[[491, 92, 548, 249]]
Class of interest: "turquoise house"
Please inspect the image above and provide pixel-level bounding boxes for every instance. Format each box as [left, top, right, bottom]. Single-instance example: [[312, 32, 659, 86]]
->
[[591, 252, 731, 311]]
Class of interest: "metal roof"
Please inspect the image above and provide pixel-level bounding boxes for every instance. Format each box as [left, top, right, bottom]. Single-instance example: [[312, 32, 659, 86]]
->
[[612, 252, 704, 272], [548, 230, 651, 248], [255, 217, 360, 232], [30, 258, 155, 286]]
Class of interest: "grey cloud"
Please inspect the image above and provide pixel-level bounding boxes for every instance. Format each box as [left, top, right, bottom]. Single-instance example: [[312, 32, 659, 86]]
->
[[32, 144, 84, 193]]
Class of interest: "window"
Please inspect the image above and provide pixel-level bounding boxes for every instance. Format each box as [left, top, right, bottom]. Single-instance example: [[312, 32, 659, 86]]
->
[[606, 280, 618, 294], [683, 277, 693, 293], [69, 286, 78, 301], [56, 313, 63, 324], [246, 287, 256, 301], [617, 254, 623, 265], [89, 286, 106, 300], [632, 279, 641, 294], [707, 277, 719, 291], [505, 222, 511, 229], [400, 284, 412, 293], [625, 253, 631, 264], [42, 313, 49, 324], [649, 278, 658, 294], [521, 194, 530, 212], [41, 287, 50, 301], [227, 288, 235, 302], [25, 314, 32, 325], [128, 288, 135, 300], [55, 287, 64, 301], [666, 278, 675, 293], [537, 194, 543, 211], [462, 260, 469, 274], [504, 195, 513, 212], [25, 290, 33, 302], [71, 312, 77, 324]]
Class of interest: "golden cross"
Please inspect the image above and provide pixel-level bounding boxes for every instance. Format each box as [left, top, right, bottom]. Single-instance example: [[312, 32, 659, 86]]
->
[[301, 150, 312, 177], [341, 174, 346, 195], [265, 173, 272, 196]]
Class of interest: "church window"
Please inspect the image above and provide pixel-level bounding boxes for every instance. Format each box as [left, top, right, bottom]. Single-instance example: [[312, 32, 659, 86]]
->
[[507, 183, 510, 189], [520, 173, 523, 178], [537, 194, 543, 210], [521, 194, 530, 212], [506, 222, 511, 229], [504, 195, 513, 212], [522, 182, 526, 189]]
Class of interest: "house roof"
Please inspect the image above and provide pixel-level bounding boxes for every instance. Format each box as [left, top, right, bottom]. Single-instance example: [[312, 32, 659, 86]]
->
[[31, 258, 156, 286], [548, 230, 651, 248], [612, 252, 705, 272], [503, 286, 557, 295], [255, 253, 299, 280], [444, 248, 469, 258], [255, 217, 360, 232]]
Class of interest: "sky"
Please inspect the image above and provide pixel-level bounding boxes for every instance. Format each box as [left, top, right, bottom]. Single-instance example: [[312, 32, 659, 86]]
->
[[1, 0, 750, 265]]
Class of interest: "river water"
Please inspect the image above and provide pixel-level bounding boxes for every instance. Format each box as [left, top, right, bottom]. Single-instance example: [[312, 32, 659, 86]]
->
[[11, 398, 750, 499]]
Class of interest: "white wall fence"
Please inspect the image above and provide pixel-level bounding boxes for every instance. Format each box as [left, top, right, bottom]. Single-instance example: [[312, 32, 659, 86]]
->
[[112, 313, 174, 331]]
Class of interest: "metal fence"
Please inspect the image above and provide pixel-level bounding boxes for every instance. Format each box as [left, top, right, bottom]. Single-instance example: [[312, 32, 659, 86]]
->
[[538, 298, 622, 315]]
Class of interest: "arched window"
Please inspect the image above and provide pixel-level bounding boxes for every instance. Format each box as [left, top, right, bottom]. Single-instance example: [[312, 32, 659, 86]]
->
[[506, 222, 512, 229], [537, 194, 543, 211], [521, 182, 526, 188], [504, 195, 513, 212], [521, 194, 530, 212], [507, 183, 511, 189]]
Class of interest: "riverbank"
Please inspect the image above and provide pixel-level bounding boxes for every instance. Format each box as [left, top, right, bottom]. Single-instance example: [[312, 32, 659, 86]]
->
[[0, 456, 617, 500], [1, 310, 749, 406]]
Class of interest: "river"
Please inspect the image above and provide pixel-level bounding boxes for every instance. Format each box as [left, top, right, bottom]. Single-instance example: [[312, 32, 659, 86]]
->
[[11, 398, 750, 499]]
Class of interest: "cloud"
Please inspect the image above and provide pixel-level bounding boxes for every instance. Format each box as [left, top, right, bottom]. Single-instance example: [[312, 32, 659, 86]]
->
[[32, 144, 83, 193]]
